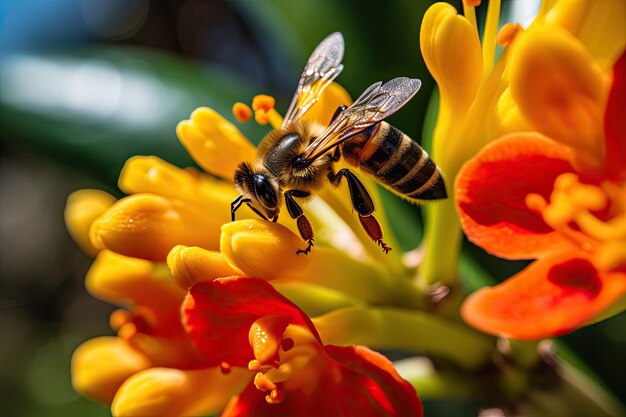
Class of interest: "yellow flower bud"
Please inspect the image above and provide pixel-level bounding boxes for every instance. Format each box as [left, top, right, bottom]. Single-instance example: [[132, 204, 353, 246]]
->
[[71, 337, 150, 404], [167, 245, 241, 289], [111, 367, 251, 417], [176, 107, 257, 180], [65, 189, 115, 255], [90, 194, 224, 261]]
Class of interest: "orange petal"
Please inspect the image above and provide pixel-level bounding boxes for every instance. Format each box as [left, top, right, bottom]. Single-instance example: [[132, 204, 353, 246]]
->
[[604, 50, 626, 180], [90, 194, 224, 261], [461, 253, 626, 340], [65, 189, 116, 255], [111, 367, 252, 417], [510, 27, 608, 161], [71, 337, 150, 405], [167, 245, 241, 289], [456, 133, 577, 259]]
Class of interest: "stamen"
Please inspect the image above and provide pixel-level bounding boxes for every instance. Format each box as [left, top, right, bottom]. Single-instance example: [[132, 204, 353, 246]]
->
[[254, 372, 277, 392], [248, 359, 261, 372], [252, 94, 283, 130], [526, 173, 626, 270], [463, 2, 478, 35], [482, 0, 501, 77], [252, 95, 275, 113], [266, 388, 284, 404], [232, 102, 252, 123], [496, 23, 523, 47], [110, 309, 131, 330], [118, 322, 138, 340], [463, 0, 481, 6], [220, 361, 231, 375]]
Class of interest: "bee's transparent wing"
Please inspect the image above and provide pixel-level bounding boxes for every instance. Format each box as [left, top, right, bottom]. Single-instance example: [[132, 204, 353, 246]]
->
[[301, 77, 421, 161], [281, 32, 345, 128]]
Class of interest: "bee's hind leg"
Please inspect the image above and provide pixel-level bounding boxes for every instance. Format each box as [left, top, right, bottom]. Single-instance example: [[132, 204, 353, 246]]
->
[[328, 169, 392, 254], [284, 190, 314, 255]]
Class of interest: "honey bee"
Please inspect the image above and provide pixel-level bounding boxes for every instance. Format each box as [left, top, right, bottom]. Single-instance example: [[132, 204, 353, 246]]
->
[[232, 32, 447, 255]]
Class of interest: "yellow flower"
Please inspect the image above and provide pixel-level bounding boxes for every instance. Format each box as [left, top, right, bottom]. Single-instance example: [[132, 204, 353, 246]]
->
[[67, 80, 448, 415], [418, 0, 625, 287]]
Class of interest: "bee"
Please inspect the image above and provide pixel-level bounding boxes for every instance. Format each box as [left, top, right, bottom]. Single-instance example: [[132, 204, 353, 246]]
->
[[232, 32, 447, 255]]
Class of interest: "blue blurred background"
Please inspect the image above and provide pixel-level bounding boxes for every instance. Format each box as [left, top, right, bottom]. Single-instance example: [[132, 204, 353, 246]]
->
[[1, 1, 624, 416]]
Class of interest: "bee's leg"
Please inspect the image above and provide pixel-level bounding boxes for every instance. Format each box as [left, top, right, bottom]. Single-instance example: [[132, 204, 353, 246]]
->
[[284, 190, 314, 255], [327, 169, 391, 254], [245, 203, 269, 221], [231, 195, 251, 221]]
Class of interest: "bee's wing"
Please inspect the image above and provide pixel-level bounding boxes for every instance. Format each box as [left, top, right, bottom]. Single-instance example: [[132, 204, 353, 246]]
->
[[301, 77, 421, 161], [281, 32, 345, 128]]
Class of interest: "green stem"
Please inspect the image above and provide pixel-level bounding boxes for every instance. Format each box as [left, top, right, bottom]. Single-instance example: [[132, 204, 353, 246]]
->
[[313, 307, 494, 370], [418, 199, 463, 288], [408, 372, 477, 400], [291, 248, 426, 309]]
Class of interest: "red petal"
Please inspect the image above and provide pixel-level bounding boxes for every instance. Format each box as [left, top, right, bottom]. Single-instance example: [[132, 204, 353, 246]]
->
[[182, 277, 320, 367], [456, 133, 577, 259], [222, 346, 422, 417], [604, 49, 626, 180], [461, 253, 626, 340]]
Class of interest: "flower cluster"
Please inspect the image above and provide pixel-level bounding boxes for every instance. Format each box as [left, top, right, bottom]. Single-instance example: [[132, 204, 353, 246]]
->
[[66, 82, 430, 416], [457, 23, 626, 340], [65, 0, 626, 415]]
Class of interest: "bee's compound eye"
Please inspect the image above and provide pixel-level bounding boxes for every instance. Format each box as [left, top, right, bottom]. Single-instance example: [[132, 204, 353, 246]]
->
[[293, 156, 308, 169], [253, 175, 278, 209]]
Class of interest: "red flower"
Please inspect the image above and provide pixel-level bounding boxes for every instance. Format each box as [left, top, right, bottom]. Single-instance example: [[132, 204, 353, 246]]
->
[[456, 51, 626, 340], [183, 277, 423, 417]]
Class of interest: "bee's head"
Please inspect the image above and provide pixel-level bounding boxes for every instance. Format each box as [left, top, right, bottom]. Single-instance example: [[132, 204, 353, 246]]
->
[[233, 162, 282, 219]]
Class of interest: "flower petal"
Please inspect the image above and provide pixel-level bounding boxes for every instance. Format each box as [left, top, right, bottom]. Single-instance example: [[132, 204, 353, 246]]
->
[[461, 253, 626, 340], [167, 245, 241, 289], [420, 2, 482, 114], [119, 156, 238, 208], [456, 133, 577, 259], [604, 50, 626, 180], [510, 27, 607, 159], [220, 219, 414, 307], [71, 337, 150, 404], [222, 346, 422, 417], [90, 194, 224, 261], [301, 82, 352, 125], [546, 0, 626, 67], [325, 345, 423, 417], [177, 108, 257, 180], [220, 219, 312, 279], [183, 277, 320, 367], [86, 250, 184, 308], [111, 367, 251, 417], [65, 189, 116, 255]]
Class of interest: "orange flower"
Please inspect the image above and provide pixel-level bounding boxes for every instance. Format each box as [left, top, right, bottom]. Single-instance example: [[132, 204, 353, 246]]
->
[[70, 250, 252, 416], [183, 276, 423, 417], [457, 46, 626, 340]]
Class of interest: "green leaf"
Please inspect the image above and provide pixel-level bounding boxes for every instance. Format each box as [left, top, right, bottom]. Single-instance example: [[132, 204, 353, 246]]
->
[[0, 47, 268, 186]]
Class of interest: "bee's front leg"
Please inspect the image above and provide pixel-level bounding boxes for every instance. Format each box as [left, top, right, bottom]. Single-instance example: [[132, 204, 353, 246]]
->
[[328, 169, 391, 254], [284, 190, 314, 255], [231, 195, 251, 221]]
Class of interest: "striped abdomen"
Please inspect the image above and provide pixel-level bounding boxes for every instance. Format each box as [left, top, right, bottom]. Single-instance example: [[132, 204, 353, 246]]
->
[[341, 122, 447, 201]]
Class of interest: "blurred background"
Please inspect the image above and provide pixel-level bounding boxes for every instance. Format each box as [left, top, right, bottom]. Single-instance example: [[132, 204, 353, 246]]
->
[[1, 0, 624, 416]]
